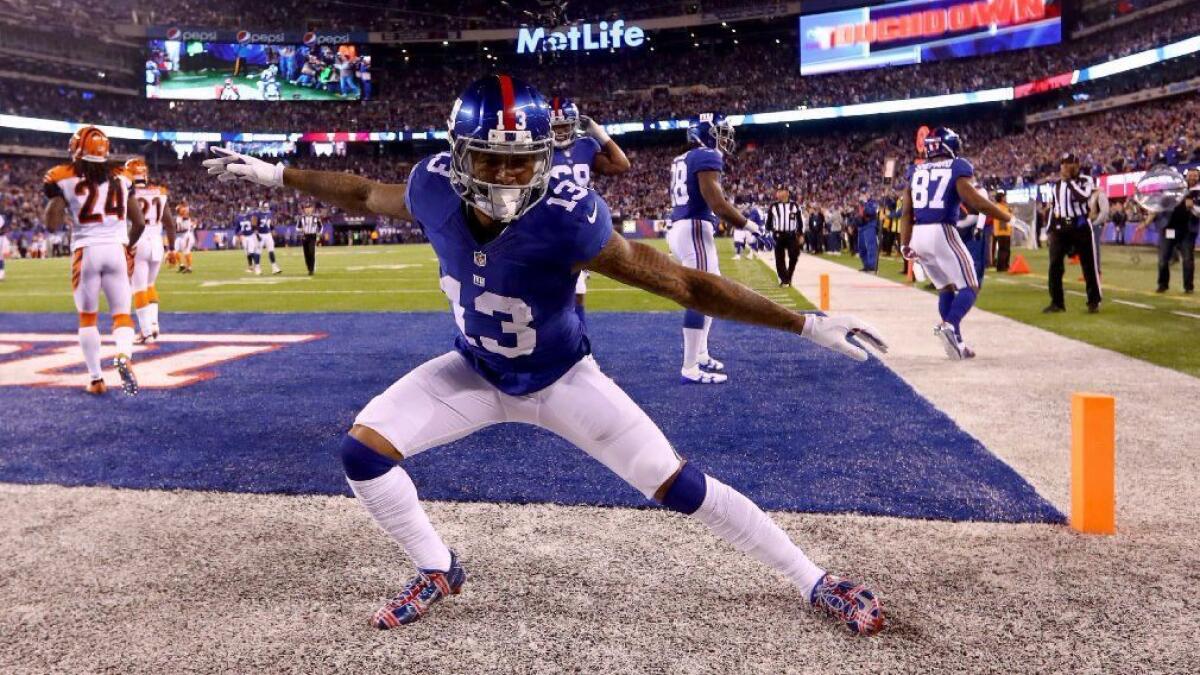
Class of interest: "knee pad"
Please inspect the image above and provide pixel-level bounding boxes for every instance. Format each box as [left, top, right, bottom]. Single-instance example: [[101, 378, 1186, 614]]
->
[[340, 434, 396, 481], [660, 462, 708, 515]]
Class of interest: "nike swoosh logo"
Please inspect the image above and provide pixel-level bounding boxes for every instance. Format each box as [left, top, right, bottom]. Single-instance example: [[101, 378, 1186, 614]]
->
[[586, 201, 599, 224]]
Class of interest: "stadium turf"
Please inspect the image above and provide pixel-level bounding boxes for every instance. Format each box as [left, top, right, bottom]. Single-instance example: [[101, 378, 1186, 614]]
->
[[0, 239, 813, 313], [821, 246, 1200, 378]]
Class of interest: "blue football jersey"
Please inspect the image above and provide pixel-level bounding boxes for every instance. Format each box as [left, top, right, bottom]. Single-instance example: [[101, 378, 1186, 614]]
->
[[407, 152, 613, 395], [747, 206, 765, 227], [255, 210, 273, 234], [907, 157, 974, 225], [237, 216, 255, 236], [550, 137, 601, 188], [670, 147, 724, 223]]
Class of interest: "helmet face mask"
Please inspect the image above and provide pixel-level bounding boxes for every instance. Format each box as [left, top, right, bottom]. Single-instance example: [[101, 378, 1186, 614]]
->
[[446, 77, 554, 223]]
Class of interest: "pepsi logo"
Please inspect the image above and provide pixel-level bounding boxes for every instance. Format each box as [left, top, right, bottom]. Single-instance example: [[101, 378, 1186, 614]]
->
[[236, 30, 251, 43], [303, 32, 317, 46], [166, 27, 181, 40]]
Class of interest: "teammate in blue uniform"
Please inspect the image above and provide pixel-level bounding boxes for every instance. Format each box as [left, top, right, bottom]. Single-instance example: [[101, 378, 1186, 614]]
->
[[254, 201, 282, 275], [236, 208, 259, 274], [747, 202, 771, 251], [204, 75, 888, 637], [667, 113, 761, 383], [899, 127, 1012, 360], [547, 96, 631, 329], [857, 193, 879, 272]]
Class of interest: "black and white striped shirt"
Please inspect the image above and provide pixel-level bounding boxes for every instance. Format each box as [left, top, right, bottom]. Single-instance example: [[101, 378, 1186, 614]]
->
[[1048, 175, 1095, 221], [767, 201, 802, 233], [298, 214, 323, 235]]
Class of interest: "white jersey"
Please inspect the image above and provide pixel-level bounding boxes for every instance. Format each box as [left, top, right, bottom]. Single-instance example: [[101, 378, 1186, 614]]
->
[[133, 184, 170, 241], [176, 216, 195, 234], [43, 163, 132, 251]]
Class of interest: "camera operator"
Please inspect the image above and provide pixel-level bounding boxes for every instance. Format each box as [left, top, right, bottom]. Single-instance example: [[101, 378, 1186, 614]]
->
[[1041, 153, 1103, 313], [1153, 168, 1199, 294]]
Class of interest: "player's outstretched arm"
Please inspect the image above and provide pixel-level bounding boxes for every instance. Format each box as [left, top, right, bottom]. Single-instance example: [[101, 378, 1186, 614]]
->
[[202, 148, 410, 221], [697, 171, 752, 232], [956, 177, 1010, 223], [586, 232, 886, 361]]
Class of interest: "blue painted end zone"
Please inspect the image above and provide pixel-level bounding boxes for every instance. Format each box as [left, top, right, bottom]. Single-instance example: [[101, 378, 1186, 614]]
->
[[0, 312, 1064, 524]]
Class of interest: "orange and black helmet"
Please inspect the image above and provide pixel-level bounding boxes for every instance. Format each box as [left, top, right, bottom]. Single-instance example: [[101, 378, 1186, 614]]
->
[[69, 126, 111, 163], [124, 157, 149, 184], [176, 202, 190, 217]]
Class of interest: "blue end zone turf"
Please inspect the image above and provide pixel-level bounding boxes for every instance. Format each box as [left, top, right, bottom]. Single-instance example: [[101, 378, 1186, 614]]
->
[[0, 312, 1063, 523]]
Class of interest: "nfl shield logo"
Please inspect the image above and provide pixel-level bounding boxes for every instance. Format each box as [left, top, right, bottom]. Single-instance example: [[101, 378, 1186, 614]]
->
[[474, 251, 487, 267]]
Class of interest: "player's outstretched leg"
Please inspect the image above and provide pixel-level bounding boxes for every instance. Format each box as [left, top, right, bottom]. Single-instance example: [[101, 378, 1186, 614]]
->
[[662, 465, 884, 636], [78, 312, 104, 394], [340, 432, 463, 628]]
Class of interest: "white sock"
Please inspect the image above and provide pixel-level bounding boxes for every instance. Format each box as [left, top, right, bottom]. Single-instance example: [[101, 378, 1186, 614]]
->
[[698, 317, 714, 361], [348, 466, 452, 572], [135, 306, 154, 336], [682, 327, 703, 371], [149, 303, 160, 333], [78, 327, 102, 379], [113, 326, 135, 358], [693, 476, 825, 596]]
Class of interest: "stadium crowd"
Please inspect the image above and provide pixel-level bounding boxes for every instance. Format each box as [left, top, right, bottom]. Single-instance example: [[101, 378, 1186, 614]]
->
[[1, 3, 1198, 134]]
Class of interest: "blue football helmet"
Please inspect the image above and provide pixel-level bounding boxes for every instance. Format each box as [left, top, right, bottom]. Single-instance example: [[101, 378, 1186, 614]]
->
[[923, 127, 961, 160], [688, 113, 735, 155], [547, 96, 580, 149], [447, 75, 554, 222]]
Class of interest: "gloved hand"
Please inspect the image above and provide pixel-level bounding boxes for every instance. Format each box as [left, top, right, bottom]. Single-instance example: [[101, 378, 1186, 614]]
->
[[743, 221, 761, 235], [801, 314, 888, 362], [202, 148, 285, 187], [578, 115, 611, 145], [900, 245, 917, 261]]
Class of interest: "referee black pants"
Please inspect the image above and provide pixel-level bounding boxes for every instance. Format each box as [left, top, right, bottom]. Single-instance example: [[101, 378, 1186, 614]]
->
[[774, 231, 801, 284], [1157, 229, 1196, 292], [302, 234, 317, 275], [1047, 224, 1101, 308]]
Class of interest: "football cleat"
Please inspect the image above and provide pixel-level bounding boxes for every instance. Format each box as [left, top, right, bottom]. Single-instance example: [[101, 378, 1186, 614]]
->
[[372, 551, 466, 629], [680, 367, 728, 384], [113, 354, 138, 396], [697, 355, 725, 372], [934, 322, 963, 360], [957, 340, 976, 359], [810, 573, 885, 637], [272, 266, 282, 275], [134, 331, 158, 346], [85, 378, 107, 395]]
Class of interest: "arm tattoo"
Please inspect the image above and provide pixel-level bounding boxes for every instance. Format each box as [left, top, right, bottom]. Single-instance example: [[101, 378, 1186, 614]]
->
[[588, 234, 805, 334]]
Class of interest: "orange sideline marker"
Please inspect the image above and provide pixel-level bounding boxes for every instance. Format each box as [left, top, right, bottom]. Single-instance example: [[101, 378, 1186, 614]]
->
[[1008, 255, 1031, 275], [819, 274, 830, 311], [1071, 393, 1115, 535]]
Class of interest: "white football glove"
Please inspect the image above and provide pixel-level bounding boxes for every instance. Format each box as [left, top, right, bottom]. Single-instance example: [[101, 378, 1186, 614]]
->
[[900, 245, 917, 261], [202, 147, 285, 188], [743, 221, 761, 235], [578, 114, 611, 145], [801, 314, 888, 362]]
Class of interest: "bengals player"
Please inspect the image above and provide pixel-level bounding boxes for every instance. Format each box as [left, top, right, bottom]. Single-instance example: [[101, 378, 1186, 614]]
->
[[43, 126, 146, 395], [173, 201, 196, 273], [125, 157, 176, 343]]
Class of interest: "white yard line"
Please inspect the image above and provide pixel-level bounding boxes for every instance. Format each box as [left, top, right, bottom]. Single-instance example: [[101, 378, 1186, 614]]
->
[[788, 253, 1200, 530]]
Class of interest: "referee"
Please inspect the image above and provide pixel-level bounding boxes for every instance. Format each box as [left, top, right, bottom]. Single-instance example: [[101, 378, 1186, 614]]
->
[[1041, 153, 1102, 313], [298, 202, 323, 276], [767, 186, 802, 286]]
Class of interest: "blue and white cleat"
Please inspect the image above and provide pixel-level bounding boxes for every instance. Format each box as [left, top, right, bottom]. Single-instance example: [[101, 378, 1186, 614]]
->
[[372, 551, 466, 629], [113, 354, 138, 396], [810, 573, 885, 636], [680, 366, 728, 384], [934, 322, 963, 360], [697, 355, 725, 372]]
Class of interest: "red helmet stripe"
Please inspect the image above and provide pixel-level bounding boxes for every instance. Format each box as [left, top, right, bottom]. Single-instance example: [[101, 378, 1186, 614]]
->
[[551, 96, 560, 112], [498, 74, 516, 129]]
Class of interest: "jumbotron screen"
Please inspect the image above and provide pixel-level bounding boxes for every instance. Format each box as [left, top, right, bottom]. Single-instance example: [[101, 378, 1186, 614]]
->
[[799, 0, 1062, 75], [145, 40, 372, 101]]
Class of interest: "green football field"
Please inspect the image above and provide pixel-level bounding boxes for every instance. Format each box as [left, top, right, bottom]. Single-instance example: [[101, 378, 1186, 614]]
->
[[824, 244, 1200, 378], [0, 240, 810, 314], [158, 72, 350, 101]]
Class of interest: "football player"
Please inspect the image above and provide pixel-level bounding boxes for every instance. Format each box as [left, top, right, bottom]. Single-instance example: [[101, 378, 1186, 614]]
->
[[547, 97, 630, 329], [125, 158, 177, 344], [899, 127, 1012, 360], [204, 75, 887, 637], [174, 202, 196, 273], [217, 77, 240, 100], [236, 205, 259, 274], [254, 200, 282, 275], [667, 113, 760, 384], [43, 126, 147, 395]]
